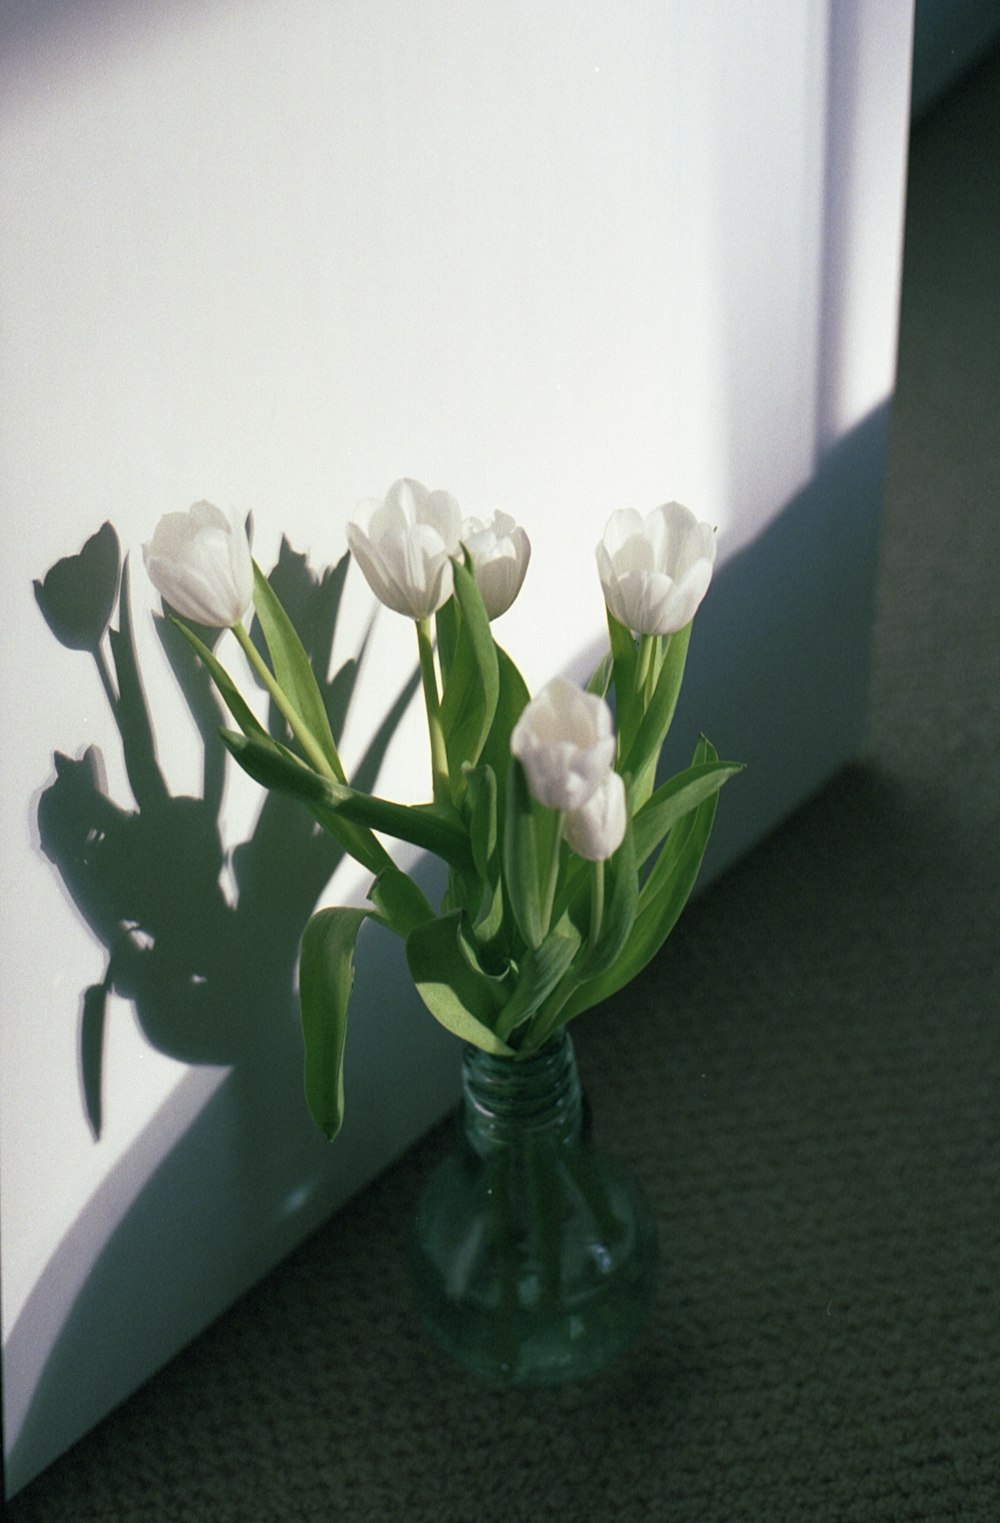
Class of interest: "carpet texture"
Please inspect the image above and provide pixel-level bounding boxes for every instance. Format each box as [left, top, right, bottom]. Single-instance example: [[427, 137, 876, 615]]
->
[[7, 45, 999, 1523]]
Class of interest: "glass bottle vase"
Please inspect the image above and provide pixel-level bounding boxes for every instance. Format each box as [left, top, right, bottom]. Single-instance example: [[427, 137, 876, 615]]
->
[[409, 1028, 658, 1384]]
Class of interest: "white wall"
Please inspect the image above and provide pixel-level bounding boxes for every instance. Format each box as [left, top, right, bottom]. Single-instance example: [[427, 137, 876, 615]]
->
[[1, 0, 913, 1495]]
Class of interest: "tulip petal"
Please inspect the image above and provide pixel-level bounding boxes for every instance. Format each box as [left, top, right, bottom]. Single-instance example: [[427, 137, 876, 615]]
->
[[460, 511, 531, 619], [420, 489, 463, 553], [510, 677, 616, 813], [563, 769, 627, 861], [347, 480, 460, 619], [596, 499, 716, 635], [346, 522, 410, 616], [144, 502, 253, 627]]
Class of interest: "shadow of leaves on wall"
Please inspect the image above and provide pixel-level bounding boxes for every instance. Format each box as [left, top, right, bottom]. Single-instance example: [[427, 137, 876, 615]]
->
[[34, 522, 416, 1141], [8, 521, 421, 1494]]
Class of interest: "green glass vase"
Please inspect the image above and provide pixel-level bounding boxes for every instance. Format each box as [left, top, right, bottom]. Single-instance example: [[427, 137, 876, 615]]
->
[[410, 1028, 658, 1384]]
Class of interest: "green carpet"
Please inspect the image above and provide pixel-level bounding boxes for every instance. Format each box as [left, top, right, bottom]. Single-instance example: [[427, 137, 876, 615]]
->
[[8, 45, 999, 1523]]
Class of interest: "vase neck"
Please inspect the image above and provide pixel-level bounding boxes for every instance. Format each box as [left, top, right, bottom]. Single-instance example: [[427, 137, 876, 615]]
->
[[461, 1030, 583, 1157]]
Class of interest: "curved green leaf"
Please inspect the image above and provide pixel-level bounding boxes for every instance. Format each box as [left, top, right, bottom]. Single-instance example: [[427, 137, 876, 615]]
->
[[406, 911, 513, 1054], [440, 559, 500, 793], [252, 561, 343, 778], [218, 728, 389, 874], [495, 921, 581, 1042], [299, 906, 369, 1140], [633, 758, 743, 867], [464, 762, 498, 881], [462, 762, 507, 942], [479, 643, 531, 790], [607, 608, 641, 757], [367, 866, 435, 937], [219, 729, 473, 875], [557, 738, 723, 1023], [434, 594, 459, 687], [503, 758, 561, 951], [621, 622, 692, 788], [325, 789, 474, 877]]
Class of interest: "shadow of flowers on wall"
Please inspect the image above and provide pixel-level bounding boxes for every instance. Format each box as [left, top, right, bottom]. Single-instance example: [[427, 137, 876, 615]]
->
[[7, 521, 420, 1493], [34, 521, 417, 1141]]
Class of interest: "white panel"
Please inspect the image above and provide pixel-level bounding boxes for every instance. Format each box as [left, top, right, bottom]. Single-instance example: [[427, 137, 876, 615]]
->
[[1, 0, 913, 1495]]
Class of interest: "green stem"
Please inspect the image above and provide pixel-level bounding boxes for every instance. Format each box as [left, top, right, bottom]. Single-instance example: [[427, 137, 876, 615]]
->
[[232, 622, 341, 782], [588, 858, 605, 950], [541, 814, 564, 938], [416, 617, 449, 804], [636, 631, 667, 712], [648, 633, 667, 705], [635, 633, 656, 705]]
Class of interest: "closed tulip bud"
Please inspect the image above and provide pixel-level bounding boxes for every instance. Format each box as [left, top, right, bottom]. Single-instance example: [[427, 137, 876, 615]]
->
[[563, 768, 627, 861], [144, 501, 254, 627], [460, 510, 531, 620], [510, 677, 616, 813], [597, 501, 716, 635], [347, 478, 462, 619]]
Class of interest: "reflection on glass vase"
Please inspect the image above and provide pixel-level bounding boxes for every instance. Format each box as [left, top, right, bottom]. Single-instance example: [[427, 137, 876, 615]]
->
[[410, 1028, 658, 1384]]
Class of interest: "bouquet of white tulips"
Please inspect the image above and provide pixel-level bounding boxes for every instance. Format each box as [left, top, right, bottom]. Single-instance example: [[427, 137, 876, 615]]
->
[[144, 480, 740, 1138]]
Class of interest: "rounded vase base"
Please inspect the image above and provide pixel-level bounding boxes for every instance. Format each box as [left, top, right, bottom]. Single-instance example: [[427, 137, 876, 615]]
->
[[410, 1150, 659, 1386]]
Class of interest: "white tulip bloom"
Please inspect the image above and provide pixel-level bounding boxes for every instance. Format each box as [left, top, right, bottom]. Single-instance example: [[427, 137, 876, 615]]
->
[[597, 501, 716, 635], [143, 501, 254, 627], [347, 478, 462, 619], [510, 677, 617, 813], [460, 511, 531, 620], [563, 769, 627, 862]]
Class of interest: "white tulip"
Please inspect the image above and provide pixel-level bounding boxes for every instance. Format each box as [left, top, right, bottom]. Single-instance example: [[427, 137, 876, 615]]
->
[[143, 501, 254, 627], [510, 677, 616, 813], [597, 501, 716, 635], [460, 511, 531, 620], [563, 769, 627, 862], [347, 478, 462, 619]]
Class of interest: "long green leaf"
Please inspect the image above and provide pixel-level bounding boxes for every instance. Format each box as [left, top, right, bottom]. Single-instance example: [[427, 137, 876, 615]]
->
[[557, 748, 721, 1023], [462, 762, 506, 943], [464, 763, 498, 882], [325, 789, 474, 877], [220, 730, 474, 875], [622, 622, 692, 786], [218, 729, 389, 874], [173, 615, 392, 875], [439, 559, 500, 795], [472, 643, 529, 883], [299, 906, 369, 1140], [607, 608, 641, 757], [434, 594, 459, 688], [479, 643, 531, 787], [472, 872, 506, 946], [406, 911, 513, 1054], [252, 561, 343, 777], [633, 758, 743, 866], [367, 866, 435, 937], [636, 736, 715, 907], [520, 824, 639, 1051], [502, 758, 561, 951]]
